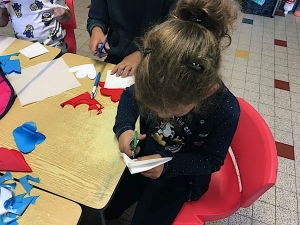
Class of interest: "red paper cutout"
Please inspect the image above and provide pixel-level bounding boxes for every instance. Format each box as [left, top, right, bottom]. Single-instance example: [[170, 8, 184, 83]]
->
[[99, 82, 124, 102], [0, 147, 32, 172], [60, 92, 104, 115]]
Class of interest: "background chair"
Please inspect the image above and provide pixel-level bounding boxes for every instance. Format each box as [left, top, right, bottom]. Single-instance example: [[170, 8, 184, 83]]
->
[[61, 0, 77, 54], [173, 98, 278, 225]]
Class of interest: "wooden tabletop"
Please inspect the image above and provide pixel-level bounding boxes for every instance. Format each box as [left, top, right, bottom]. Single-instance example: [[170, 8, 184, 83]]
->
[[0, 53, 126, 209], [13, 183, 82, 225], [0, 38, 61, 69]]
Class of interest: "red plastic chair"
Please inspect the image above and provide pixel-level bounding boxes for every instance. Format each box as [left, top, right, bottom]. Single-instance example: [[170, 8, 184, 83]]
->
[[61, 0, 77, 54], [173, 98, 278, 225]]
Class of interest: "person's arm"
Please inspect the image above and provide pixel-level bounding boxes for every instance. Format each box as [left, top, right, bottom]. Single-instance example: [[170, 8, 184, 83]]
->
[[160, 112, 240, 178], [0, 8, 9, 27], [87, 0, 110, 36], [113, 85, 139, 138]]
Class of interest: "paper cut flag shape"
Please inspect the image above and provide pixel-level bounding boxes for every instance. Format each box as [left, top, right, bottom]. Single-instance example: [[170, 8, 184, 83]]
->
[[0, 53, 21, 75], [60, 92, 104, 115], [0, 148, 32, 172], [0, 172, 16, 190], [19, 175, 40, 196], [69, 64, 97, 79], [12, 122, 46, 154], [119, 153, 172, 174], [99, 82, 124, 102]]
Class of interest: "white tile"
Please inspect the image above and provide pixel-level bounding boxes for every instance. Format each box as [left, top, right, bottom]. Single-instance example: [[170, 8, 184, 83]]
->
[[247, 66, 261, 76], [275, 72, 289, 82], [274, 58, 287, 67], [261, 114, 274, 128], [263, 43, 274, 51], [249, 52, 262, 61], [231, 70, 245, 80], [275, 65, 288, 75], [288, 48, 300, 55], [259, 103, 275, 116], [230, 87, 244, 98], [275, 107, 292, 120], [237, 43, 250, 51], [278, 157, 295, 176], [275, 51, 288, 60], [234, 57, 248, 66], [228, 214, 252, 225], [253, 201, 275, 225], [205, 218, 229, 225], [261, 69, 274, 78], [276, 207, 299, 225], [260, 85, 274, 96], [275, 130, 293, 146], [231, 79, 245, 89], [244, 90, 259, 102], [260, 76, 274, 87], [245, 81, 260, 93], [248, 59, 262, 69], [246, 73, 260, 83], [275, 97, 291, 110], [276, 171, 296, 193], [289, 75, 300, 85], [260, 94, 274, 106], [250, 46, 262, 54], [262, 55, 274, 64], [276, 188, 298, 211], [258, 186, 275, 205], [233, 63, 247, 73]]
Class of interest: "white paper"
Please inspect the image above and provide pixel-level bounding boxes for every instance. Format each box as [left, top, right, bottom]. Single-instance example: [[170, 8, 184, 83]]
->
[[7, 58, 81, 106], [0, 187, 13, 216], [69, 64, 97, 79], [104, 70, 135, 89], [0, 36, 16, 55], [19, 42, 49, 59], [119, 152, 172, 174]]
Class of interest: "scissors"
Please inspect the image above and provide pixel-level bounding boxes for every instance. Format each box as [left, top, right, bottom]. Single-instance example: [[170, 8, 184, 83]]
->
[[98, 38, 108, 58], [130, 131, 138, 158]]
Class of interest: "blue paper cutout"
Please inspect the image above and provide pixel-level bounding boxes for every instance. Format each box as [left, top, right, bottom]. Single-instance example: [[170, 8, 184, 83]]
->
[[12, 121, 46, 154], [19, 175, 40, 196], [2, 60, 21, 74], [0, 53, 21, 75], [0, 173, 40, 225], [0, 172, 16, 190], [0, 172, 13, 183]]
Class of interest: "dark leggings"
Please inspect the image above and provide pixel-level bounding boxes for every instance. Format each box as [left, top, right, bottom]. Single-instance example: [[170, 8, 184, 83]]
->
[[104, 169, 187, 225]]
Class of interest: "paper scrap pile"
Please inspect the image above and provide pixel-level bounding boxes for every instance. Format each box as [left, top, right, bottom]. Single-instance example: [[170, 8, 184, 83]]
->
[[0, 172, 40, 225]]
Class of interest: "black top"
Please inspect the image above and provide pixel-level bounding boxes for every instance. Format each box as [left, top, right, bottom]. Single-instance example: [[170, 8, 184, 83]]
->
[[113, 85, 240, 200], [87, 0, 176, 63]]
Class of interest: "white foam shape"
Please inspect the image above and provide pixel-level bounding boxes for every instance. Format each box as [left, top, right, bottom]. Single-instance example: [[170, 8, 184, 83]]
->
[[69, 64, 97, 79]]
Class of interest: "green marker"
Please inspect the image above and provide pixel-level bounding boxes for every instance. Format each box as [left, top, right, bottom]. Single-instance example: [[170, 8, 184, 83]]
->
[[133, 131, 138, 158]]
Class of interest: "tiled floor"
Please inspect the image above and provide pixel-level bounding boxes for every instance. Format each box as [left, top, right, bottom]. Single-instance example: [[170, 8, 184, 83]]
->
[[1, 0, 300, 224]]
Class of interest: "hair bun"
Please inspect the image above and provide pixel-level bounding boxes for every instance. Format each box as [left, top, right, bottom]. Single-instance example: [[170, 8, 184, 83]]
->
[[173, 0, 239, 43]]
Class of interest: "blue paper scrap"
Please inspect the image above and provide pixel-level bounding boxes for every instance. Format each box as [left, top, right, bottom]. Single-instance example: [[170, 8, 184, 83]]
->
[[0, 53, 21, 75], [12, 121, 46, 154], [0, 172, 16, 190], [0, 173, 40, 225], [19, 175, 40, 196]]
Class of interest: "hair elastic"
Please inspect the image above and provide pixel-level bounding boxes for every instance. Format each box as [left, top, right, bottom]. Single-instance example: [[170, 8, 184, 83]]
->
[[181, 61, 205, 73]]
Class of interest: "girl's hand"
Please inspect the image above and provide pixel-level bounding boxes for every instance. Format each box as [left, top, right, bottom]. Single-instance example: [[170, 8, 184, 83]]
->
[[89, 27, 110, 57], [54, 8, 71, 22], [118, 130, 146, 158], [111, 51, 141, 77], [139, 154, 164, 179]]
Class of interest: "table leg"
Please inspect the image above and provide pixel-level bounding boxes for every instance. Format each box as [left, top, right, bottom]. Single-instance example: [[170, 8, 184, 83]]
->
[[272, 0, 282, 17]]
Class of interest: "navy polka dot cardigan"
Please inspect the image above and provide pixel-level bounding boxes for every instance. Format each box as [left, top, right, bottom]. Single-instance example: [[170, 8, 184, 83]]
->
[[113, 84, 240, 200]]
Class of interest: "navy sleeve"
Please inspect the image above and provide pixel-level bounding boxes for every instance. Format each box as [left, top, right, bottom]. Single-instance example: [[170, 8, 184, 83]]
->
[[87, 0, 110, 35], [113, 85, 139, 139], [160, 112, 240, 178]]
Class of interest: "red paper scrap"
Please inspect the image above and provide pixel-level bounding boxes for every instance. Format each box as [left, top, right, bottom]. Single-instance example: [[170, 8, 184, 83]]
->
[[60, 92, 104, 115]]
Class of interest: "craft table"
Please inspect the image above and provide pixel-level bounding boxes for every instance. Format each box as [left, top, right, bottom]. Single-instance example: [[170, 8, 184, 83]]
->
[[0, 37, 61, 69], [0, 53, 126, 210], [14, 183, 82, 225]]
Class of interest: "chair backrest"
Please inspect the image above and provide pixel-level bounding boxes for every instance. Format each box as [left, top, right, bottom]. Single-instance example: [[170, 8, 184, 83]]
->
[[61, 0, 77, 30], [231, 98, 278, 207]]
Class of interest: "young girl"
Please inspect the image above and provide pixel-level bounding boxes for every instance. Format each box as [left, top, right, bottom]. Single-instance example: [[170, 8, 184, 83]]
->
[[0, 0, 71, 55], [106, 0, 240, 224]]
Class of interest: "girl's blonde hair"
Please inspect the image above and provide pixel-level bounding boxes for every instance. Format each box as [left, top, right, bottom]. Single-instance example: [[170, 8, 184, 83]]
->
[[135, 0, 239, 114]]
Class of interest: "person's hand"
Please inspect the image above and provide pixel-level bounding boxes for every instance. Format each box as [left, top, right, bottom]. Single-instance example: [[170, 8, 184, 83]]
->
[[139, 154, 164, 179], [54, 7, 71, 23], [118, 130, 146, 158], [89, 27, 110, 57], [111, 51, 141, 77]]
